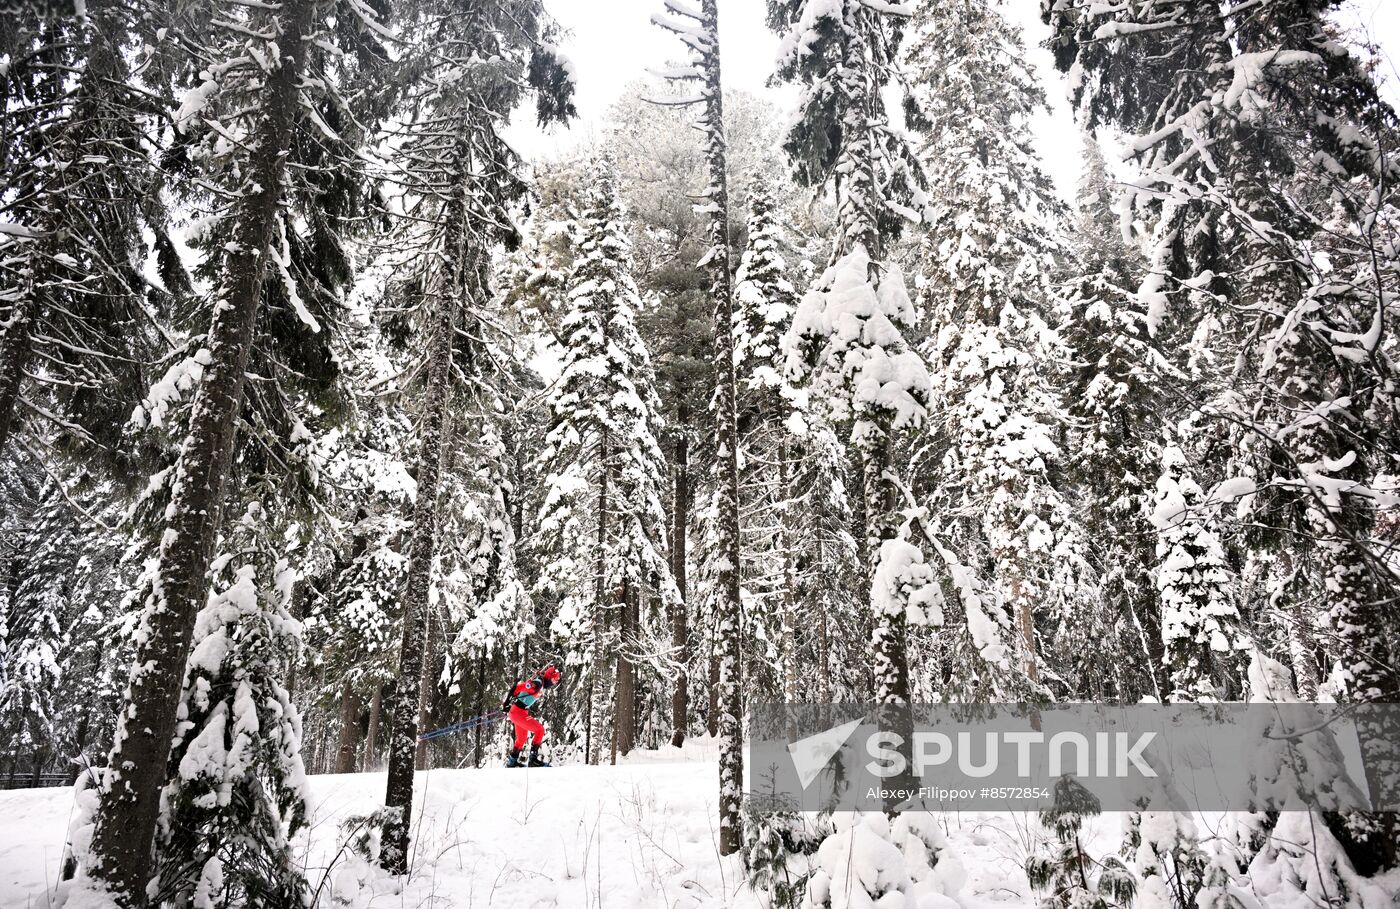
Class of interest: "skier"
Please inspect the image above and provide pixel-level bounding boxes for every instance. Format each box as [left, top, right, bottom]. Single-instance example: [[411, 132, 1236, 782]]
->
[[502, 665, 561, 767]]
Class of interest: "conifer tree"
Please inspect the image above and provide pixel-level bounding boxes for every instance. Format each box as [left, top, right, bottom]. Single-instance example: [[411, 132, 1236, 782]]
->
[[0, 469, 124, 782], [1150, 445, 1249, 701], [150, 503, 310, 907], [731, 187, 860, 706], [652, 0, 745, 853], [769, 0, 932, 720], [80, 0, 322, 898], [533, 168, 676, 766], [1026, 777, 1136, 909], [0, 0, 172, 460], [370, 0, 575, 868], [1045, 0, 1399, 870], [1059, 134, 1169, 701], [905, 0, 1090, 699]]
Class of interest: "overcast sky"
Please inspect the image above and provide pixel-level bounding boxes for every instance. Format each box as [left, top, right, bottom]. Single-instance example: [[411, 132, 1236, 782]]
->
[[505, 0, 1400, 201]]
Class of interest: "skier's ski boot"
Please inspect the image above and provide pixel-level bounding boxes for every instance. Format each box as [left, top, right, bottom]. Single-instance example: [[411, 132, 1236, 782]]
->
[[506, 748, 522, 768], [527, 744, 550, 768]]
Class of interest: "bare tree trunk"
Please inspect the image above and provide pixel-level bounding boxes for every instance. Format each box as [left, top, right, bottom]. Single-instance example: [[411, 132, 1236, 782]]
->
[[707, 619, 720, 737], [813, 528, 833, 705], [363, 686, 382, 771], [589, 430, 611, 766], [615, 578, 636, 758], [1014, 577, 1039, 684], [669, 416, 690, 748], [86, 1, 314, 898], [692, 0, 745, 856], [335, 679, 362, 774], [414, 607, 436, 770], [1287, 603, 1320, 700], [0, 295, 35, 457], [381, 241, 466, 874]]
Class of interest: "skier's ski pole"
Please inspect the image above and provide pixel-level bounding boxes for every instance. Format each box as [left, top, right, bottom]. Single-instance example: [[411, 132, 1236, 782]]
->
[[417, 710, 506, 742]]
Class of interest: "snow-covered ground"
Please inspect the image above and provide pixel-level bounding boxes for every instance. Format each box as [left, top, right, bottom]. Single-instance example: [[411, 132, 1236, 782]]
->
[[0, 741, 1084, 909]]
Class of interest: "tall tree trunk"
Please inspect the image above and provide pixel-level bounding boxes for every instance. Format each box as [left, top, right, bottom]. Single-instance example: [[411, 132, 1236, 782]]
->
[[614, 577, 635, 759], [778, 439, 798, 699], [86, 1, 314, 899], [414, 606, 437, 770], [335, 679, 362, 774], [656, 0, 742, 841], [381, 244, 463, 874], [707, 616, 720, 737], [865, 433, 908, 704], [1013, 577, 1039, 684], [364, 686, 382, 771], [692, 0, 745, 856], [0, 295, 35, 458], [812, 526, 833, 705], [669, 414, 690, 748], [1284, 583, 1319, 701], [589, 431, 611, 766], [865, 429, 914, 815]]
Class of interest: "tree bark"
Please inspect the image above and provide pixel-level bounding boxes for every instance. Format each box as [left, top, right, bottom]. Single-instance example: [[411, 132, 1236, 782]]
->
[[865, 433, 908, 704], [86, 1, 314, 900], [0, 294, 35, 458], [588, 428, 612, 766], [363, 686, 382, 771], [615, 578, 636, 758], [692, 0, 745, 857], [335, 679, 362, 774], [414, 606, 436, 770], [381, 243, 464, 875], [707, 623, 720, 738], [669, 415, 690, 748], [865, 430, 915, 816], [811, 522, 833, 705]]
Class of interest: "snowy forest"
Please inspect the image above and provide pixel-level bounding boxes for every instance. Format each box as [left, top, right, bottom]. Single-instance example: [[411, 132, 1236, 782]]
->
[[1, 0, 1398, 906]]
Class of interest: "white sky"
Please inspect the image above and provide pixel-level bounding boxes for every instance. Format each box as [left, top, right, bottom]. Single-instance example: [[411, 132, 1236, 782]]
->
[[506, 0, 1400, 201]]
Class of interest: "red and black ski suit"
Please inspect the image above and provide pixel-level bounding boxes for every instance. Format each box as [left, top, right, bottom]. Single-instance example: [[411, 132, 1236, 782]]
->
[[505, 676, 548, 751]]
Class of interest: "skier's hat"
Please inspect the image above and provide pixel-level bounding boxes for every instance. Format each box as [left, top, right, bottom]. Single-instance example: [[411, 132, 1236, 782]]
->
[[541, 665, 562, 687]]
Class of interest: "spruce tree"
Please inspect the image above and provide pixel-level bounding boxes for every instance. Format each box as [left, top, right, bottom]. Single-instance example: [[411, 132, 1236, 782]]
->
[[769, 0, 932, 727], [1026, 777, 1136, 909], [82, 0, 321, 898], [1046, 0, 1400, 871], [731, 186, 861, 707], [652, 0, 745, 853], [0, 469, 125, 783], [150, 504, 310, 907], [1150, 444, 1249, 702], [1059, 134, 1168, 702], [0, 0, 171, 460], [533, 168, 677, 765], [905, 0, 1090, 699], [371, 0, 575, 867]]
